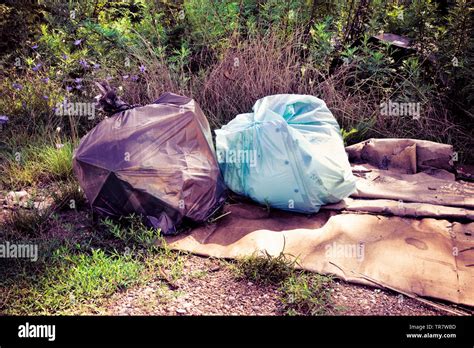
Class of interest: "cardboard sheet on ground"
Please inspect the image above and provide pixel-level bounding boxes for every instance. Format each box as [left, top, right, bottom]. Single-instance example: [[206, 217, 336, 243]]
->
[[165, 139, 474, 307]]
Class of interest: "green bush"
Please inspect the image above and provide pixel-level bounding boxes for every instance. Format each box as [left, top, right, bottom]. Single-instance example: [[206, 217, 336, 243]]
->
[[0, 0, 472, 162]]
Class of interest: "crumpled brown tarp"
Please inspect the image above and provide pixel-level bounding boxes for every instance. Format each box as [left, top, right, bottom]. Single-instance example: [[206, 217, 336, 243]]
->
[[165, 138, 474, 307]]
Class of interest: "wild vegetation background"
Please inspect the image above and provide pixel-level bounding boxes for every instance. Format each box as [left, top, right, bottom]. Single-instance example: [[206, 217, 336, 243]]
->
[[0, 0, 472, 315], [1, 0, 473, 173]]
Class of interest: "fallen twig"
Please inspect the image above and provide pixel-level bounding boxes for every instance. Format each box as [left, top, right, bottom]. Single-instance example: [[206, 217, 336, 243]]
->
[[158, 267, 179, 290], [208, 211, 231, 224]]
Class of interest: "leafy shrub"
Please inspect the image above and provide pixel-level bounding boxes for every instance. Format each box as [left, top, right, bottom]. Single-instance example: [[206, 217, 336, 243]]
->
[[0, 0, 472, 162]]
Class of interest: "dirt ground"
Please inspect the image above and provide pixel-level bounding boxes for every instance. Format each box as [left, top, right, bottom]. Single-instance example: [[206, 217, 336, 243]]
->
[[1, 189, 468, 316], [93, 255, 448, 316]]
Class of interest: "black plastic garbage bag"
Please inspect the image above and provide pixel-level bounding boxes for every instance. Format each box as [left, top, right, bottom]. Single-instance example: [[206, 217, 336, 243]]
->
[[73, 85, 226, 234]]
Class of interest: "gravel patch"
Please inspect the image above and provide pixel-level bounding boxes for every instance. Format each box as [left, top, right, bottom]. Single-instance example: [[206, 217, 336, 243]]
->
[[98, 254, 447, 316]]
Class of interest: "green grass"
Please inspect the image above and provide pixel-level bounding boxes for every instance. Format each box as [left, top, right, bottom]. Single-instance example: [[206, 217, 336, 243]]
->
[[2, 179, 85, 239], [101, 214, 162, 249], [235, 250, 296, 286], [0, 140, 74, 189], [1, 242, 187, 315], [234, 250, 335, 315], [279, 272, 334, 316], [4, 206, 52, 237], [0, 209, 186, 315], [2, 247, 142, 315], [100, 213, 185, 282], [36, 142, 74, 180], [51, 178, 87, 211], [142, 241, 186, 282], [40, 248, 142, 312], [190, 269, 208, 279]]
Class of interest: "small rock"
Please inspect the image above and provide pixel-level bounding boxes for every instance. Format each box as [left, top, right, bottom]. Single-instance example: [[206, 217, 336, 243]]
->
[[6, 190, 30, 207], [247, 282, 253, 286], [176, 308, 187, 314]]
